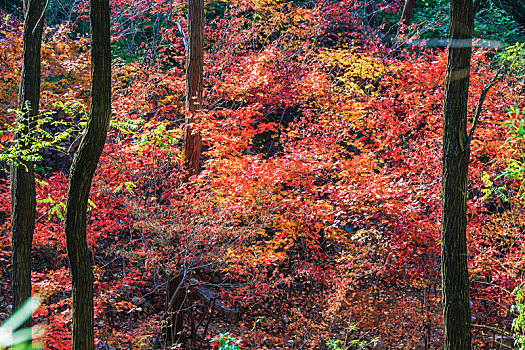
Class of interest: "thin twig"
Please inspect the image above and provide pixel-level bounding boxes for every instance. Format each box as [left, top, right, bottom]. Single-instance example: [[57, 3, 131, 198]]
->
[[471, 323, 512, 336], [467, 67, 503, 147], [32, 0, 49, 35], [175, 22, 188, 54]]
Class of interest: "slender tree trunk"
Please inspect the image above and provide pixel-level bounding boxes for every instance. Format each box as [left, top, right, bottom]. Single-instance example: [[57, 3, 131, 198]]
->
[[441, 1, 475, 349], [164, 273, 187, 348], [399, 0, 417, 29], [64, 0, 111, 347], [364, 0, 378, 28], [10, 0, 45, 325], [164, 2, 204, 346], [182, 0, 204, 175], [393, 0, 416, 53]]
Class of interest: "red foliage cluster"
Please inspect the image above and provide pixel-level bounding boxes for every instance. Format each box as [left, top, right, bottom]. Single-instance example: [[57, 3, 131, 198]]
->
[[1, 0, 525, 349]]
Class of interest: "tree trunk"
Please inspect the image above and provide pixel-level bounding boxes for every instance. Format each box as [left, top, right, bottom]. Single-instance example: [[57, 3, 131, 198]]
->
[[64, 0, 111, 347], [441, 1, 475, 349], [165, 1, 204, 345], [164, 273, 187, 348], [10, 0, 45, 325], [182, 0, 204, 176], [399, 0, 417, 29], [365, 0, 377, 28], [393, 0, 416, 53]]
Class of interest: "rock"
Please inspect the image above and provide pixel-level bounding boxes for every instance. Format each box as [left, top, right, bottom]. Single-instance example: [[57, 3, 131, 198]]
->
[[193, 285, 240, 322], [224, 307, 240, 322]]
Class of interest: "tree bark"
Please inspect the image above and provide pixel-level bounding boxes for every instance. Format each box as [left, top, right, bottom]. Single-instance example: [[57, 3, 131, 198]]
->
[[182, 0, 204, 176], [164, 2, 204, 345], [399, 0, 417, 29], [10, 0, 45, 326], [393, 0, 416, 53], [64, 0, 111, 347], [365, 0, 378, 28], [441, 0, 475, 349], [164, 273, 186, 348]]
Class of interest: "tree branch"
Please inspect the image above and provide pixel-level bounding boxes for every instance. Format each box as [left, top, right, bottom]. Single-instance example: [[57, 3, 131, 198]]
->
[[466, 67, 502, 147]]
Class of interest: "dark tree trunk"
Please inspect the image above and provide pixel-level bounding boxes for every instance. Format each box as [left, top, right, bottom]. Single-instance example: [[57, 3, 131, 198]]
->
[[165, 1, 204, 345], [399, 0, 417, 29], [441, 0, 475, 349], [365, 0, 377, 28], [393, 0, 416, 53], [10, 0, 45, 325], [182, 0, 204, 176], [164, 273, 187, 348], [64, 0, 111, 347]]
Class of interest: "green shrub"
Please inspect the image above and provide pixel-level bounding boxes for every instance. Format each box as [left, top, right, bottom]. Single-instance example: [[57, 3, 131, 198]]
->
[[210, 332, 241, 350]]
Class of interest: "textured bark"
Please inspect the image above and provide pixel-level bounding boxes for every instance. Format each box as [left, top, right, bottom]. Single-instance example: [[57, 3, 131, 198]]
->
[[364, 0, 377, 28], [10, 0, 45, 325], [393, 0, 416, 53], [399, 0, 416, 28], [441, 0, 475, 349], [164, 273, 186, 348], [64, 0, 111, 347], [165, 2, 204, 345], [182, 0, 204, 175]]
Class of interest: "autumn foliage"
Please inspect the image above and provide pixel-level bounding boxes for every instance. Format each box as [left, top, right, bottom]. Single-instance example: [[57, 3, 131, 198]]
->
[[1, 0, 525, 348]]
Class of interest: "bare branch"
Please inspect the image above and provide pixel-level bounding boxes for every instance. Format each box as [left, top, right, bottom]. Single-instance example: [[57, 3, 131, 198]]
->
[[467, 67, 502, 147]]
